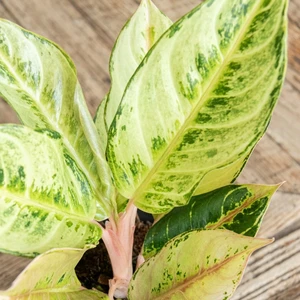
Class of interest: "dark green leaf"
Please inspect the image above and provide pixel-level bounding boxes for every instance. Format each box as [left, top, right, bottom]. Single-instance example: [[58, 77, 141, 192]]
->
[[143, 184, 278, 258]]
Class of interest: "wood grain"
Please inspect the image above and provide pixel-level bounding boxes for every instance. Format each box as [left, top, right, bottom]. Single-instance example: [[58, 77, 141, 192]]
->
[[0, 0, 299, 299]]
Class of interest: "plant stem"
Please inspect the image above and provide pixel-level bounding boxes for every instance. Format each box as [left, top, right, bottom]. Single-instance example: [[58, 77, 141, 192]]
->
[[101, 202, 137, 299]]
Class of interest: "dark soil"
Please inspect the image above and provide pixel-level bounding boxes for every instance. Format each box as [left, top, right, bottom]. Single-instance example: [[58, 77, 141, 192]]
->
[[75, 217, 152, 294]]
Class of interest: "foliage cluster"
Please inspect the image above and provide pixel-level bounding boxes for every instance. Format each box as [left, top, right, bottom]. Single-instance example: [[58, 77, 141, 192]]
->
[[0, 0, 287, 299]]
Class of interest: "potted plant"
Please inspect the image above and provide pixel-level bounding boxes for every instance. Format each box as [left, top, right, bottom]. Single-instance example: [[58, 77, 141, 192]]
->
[[0, 0, 288, 299]]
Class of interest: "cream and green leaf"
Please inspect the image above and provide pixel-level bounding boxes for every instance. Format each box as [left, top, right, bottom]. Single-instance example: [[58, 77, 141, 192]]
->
[[0, 19, 113, 219], [94, 0, 172, 211], [107, 0, 288, 213], [98, 0, 172, 132], [0, 247, 108, 299], [0, 125, 102, 257], [143, 184, 278, 258], [95, 95, 109, 154], [129, 230, 273, 299], [0, 0, 287, 298]]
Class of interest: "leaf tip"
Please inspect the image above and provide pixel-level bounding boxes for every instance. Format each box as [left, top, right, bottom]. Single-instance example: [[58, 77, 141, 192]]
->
[[253, 237, 274, 251]]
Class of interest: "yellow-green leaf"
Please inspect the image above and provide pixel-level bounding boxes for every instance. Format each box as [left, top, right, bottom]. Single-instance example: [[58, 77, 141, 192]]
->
[[194, 151, 250, 195], [0, 125, 102, 257], [107, 0, 288, 214], [94, 0, 171, 212], [102, 0, 172, 131], [0, 247, 108, 299], [95, 95, 109, 154], [0, 19, 113, 219], [143, 184, 278, 258], [128, 229, 273, 300]]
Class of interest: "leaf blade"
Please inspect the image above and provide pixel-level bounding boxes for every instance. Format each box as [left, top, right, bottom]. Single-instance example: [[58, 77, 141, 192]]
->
[[95, 0, 172, 212], [0, 19, 112, 218], [95, 95, 109, 153], [129, 230, 273, 299], [143, 184, 278, 258], [102, 0, 172, 130], [0, 247, 108, 299], [107, 0, 288, 213], [0, 125, 102, 257]]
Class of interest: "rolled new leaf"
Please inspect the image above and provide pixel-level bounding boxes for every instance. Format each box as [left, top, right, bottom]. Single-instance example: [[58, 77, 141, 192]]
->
[[143, 184, 278, 258], [0, 246, 108, 299], [0, 125, 102, 257], [0, 19, 113, 219], [128, 229, 273, 300], [107, 0, 288, 214]]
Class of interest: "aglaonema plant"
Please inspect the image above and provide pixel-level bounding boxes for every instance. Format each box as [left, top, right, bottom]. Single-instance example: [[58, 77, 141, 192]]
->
[[0, 0, 287, 299]]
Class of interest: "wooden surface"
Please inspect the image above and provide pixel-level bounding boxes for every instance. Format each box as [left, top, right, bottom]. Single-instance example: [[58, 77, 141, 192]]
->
[[0, 0, 299, 299]]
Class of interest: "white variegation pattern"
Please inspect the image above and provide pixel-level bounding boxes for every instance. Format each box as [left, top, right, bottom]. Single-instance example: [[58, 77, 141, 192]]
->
[[0, 19, 113, 219], [129, 230, 273, 299], [95, 0, 172, 211], [101, 0, 172, 131], [0, 126, 102, 257], [107, 0, 288, 213], [95, 95, 109, 154]]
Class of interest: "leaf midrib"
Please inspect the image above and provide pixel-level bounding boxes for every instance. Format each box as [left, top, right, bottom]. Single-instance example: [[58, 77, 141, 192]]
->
[[0, 39, 100, 194], [0, 188, 94, 222], [145, 0, 153, 51], [206, 188, 273, 230], [131, 0, 265, 202], [152, 245, 255, 300]]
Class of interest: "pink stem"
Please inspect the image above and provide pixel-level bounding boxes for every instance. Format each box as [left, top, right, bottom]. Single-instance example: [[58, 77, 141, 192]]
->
[[101, 202, 137, 299]]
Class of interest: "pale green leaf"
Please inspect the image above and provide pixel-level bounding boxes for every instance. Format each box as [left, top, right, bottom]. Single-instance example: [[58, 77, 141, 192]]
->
[[0, 19, 113, 219], [194, 151, 250, 195], [107, 0, 288, 213], [143, 184, 278, 258], [74, 87, 117, 219], [95, 97, 129, 213], [95, 0, 171, 212], [103, 0, 172, 130], [0, 247, 108, 299], [128, 229, 273, 299], [92, 94, 119, 217], [95, 95, 108, 153], [95, 97, 128, 212], [0, 125, 102, 257]]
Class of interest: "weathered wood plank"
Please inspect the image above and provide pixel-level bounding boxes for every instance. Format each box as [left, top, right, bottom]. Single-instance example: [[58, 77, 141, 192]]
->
[[232, 228, 300, 300], [0, 0, 299, 299], [0, 254, 31, 290]]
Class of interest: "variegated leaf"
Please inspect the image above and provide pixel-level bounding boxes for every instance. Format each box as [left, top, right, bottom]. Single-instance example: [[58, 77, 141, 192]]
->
[[95, 0, 171, 212], [0, 247, 108, 299], [95, 96, 129, 212], [0, 125, 102, 257], [0, 19, 113, 219], [143, 184, 278, 258], [95, 95, 108, 153], [128, 230, 273, 299], [194, 151, 250, 195], [102, 0, 172, 131], [107, 0, 288, 213]]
